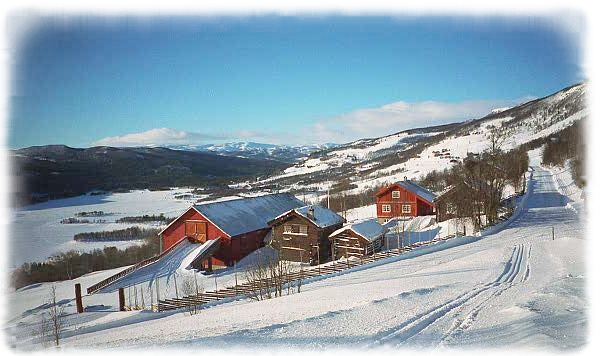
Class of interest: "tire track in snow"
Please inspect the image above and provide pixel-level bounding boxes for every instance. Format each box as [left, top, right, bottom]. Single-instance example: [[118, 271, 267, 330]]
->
[[366, 243, 529, 348], [439, 243, 532, 346]]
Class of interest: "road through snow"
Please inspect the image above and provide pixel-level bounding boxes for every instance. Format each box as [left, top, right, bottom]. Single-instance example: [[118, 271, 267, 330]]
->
[[51, 165, 586, 350]]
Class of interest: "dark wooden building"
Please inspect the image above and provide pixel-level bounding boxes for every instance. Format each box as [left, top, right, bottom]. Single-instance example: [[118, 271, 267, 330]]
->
[[329, 219, 386, 259], [159, 193, 305, 267], [581, 186, 596, 215], [376, 178, 437, 224], [268, 205, 345, 264]]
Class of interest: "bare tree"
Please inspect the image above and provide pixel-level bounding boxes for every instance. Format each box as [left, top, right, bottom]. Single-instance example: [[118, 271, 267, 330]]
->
[[42, 285, 66, 347], [181, 274, 203, 315]]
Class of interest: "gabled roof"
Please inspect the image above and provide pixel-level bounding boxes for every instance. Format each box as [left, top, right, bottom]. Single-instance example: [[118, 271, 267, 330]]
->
[[193, 193, 305, 237], [160, 193, 305, 237], [330, 218, 386, 242], [270, 204, 345, 229], [376, 180, 437, 204]]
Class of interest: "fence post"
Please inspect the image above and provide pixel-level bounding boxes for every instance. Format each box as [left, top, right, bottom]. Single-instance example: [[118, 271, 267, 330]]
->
[[552, 226, 555, 240], [75, 283, 84, 313], [119, 288, 125, 311]]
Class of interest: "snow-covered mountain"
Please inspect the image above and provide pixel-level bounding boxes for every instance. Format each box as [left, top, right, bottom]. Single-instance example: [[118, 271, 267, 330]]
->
[[165, 142, 338, 163], [250, 82, 587, 195]]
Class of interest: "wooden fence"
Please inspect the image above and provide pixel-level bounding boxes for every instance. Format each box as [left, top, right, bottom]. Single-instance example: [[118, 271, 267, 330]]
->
[[157, 233, 460, 312]]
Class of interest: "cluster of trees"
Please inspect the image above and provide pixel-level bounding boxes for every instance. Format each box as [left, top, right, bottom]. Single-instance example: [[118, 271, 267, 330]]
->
[[73, 227, 159, 242], [10, 236, 160, 290], [421, 130, 529, 232], [60, 217, 106, 224], [75, 210, 107, 217], [115, 214, 169, 224], [541, 121, 585, 187], [244, 254, 303, 300], [319, 180, 384, 218]]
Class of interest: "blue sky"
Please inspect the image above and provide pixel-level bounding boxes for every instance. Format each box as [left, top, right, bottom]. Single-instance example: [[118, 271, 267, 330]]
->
[[8, 15, 584, 148]]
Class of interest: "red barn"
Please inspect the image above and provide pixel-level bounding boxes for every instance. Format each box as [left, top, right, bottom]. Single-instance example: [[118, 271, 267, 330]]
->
[[158, 193, 305, 268], [375, 178, 437, 224]]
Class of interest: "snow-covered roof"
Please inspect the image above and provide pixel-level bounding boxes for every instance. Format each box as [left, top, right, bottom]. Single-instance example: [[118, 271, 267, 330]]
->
[[294, 205, 345, 228], [194, 193, 305, 237], [330, 218, 386, 242], [395, 180, 437, 204], [583, 185, 596, 200], [377, 180, 437, 204]]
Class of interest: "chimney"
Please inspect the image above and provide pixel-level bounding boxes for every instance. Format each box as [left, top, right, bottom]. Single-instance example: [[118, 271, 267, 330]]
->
[[307, 206, 315, 220]]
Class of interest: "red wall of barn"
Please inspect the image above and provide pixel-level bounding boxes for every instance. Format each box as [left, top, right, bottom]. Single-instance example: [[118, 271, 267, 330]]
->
[[376, 184, 434, 219], [161, 207, 268, 267], [161, 208, 232, 266]]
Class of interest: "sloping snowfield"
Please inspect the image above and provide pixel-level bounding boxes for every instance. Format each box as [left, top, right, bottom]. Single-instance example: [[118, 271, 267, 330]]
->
[[5, 150, 587, 352]]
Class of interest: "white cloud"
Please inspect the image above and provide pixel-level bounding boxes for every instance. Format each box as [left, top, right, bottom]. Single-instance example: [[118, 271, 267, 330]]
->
[[303, 98, 531, 144], [94, 128, 229, 147], [93, 98, 533, 147]]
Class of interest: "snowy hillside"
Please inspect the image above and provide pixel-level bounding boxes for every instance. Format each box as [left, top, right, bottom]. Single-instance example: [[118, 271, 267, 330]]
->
[[250, 83, 586, 195], [6, 158, 586, 350]]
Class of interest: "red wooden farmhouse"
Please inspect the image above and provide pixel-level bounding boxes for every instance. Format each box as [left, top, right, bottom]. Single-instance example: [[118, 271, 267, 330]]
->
[[158, 193, 305, 268], [375, 178, 437, 224]]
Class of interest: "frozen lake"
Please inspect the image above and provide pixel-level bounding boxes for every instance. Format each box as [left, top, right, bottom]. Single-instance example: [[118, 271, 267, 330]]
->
[[8, 189, 198, 267]]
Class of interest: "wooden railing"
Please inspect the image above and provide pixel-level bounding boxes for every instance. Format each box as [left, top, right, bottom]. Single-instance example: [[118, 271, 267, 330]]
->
[[157, 233, 468, 312]]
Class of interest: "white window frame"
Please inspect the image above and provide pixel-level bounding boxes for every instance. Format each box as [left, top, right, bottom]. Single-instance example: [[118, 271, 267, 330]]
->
[[382, 204, 391, 213], [392, 190, 400, 199], [402, 204, 411, 214], [283, 224, 308, 236]]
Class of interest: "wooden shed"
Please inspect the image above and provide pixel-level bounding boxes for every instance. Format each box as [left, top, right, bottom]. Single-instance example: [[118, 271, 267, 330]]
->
[[268, 205, 345, 264], [329, 219, 387, 259], [376, 178, 437, 224], [159, 193, 305, 267]]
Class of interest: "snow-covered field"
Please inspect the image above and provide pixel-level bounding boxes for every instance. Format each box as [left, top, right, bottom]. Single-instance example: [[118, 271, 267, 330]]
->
[[5, 160, 587, 351], [9, 189, 198, 267]]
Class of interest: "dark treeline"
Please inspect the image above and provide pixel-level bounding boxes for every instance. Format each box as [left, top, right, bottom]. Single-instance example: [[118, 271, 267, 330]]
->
[[420, 147, 529, 231], [10, 236, 160, 290], [115, 214, 169, 224], [519, 121, 585, 187], [73, 227, 160, 242], [75, 211, 107, 217], [541, 121, 585, 187]]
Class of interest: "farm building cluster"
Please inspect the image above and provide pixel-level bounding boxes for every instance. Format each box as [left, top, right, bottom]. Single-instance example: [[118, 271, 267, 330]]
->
[[157, 177, 445, 270]]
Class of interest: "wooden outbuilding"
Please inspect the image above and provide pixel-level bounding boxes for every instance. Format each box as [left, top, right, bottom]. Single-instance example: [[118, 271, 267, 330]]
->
[[158, 193, 305, 267], [268, 205, 345, 264], [329, 219, 387, 259], [581, 185, 596, 215], [375, 177, 437, 224]]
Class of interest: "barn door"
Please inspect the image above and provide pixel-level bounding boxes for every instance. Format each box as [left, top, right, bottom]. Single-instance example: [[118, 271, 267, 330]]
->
[[195, 222, 207, 242], [185, 220, 207, 243]]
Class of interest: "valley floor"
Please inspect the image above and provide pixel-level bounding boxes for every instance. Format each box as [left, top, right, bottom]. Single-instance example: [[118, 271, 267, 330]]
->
[[6, 161, 587, 352]]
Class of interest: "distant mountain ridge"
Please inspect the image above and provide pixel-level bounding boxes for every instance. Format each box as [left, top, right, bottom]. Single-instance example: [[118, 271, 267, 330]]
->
[[164, 142, 338, 163], [11, 145, 288, 206]]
